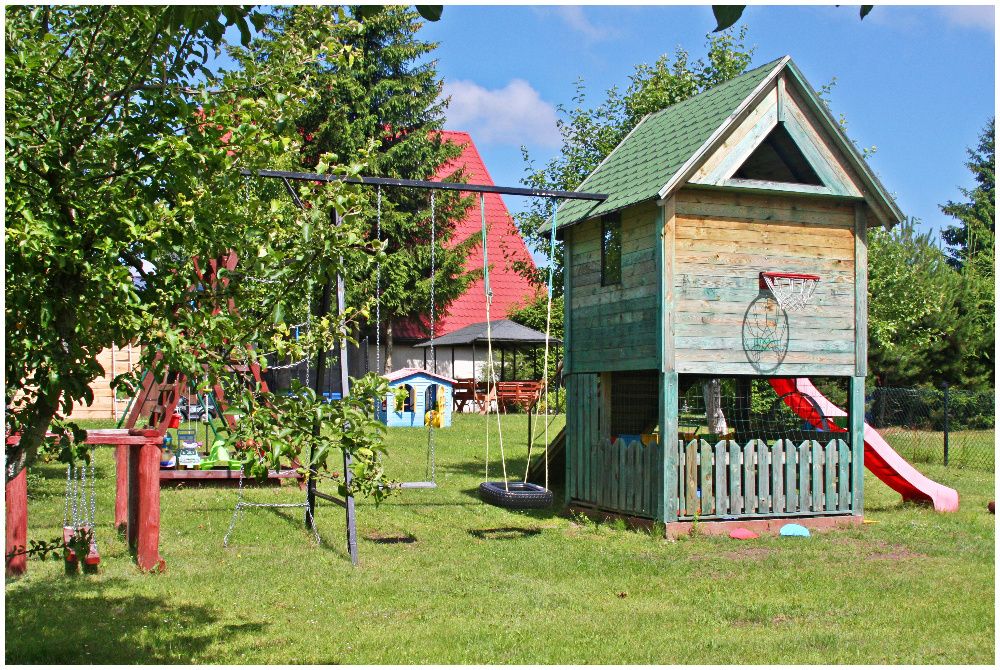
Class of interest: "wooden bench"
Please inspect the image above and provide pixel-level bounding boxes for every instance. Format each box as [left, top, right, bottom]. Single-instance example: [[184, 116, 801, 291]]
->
[[494, 381, 544, 413]]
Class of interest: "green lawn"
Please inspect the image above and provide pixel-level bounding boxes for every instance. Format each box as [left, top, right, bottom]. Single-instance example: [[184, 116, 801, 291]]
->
[[5, 413, 995, 664], [881, 428, 995, 471]]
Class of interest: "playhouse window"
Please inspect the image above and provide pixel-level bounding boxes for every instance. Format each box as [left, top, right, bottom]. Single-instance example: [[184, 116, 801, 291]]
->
[[732, 123, 823, 186], [601, 213, 622, 286], [400, 384, 415, 413], [425, 384, 439, 411]]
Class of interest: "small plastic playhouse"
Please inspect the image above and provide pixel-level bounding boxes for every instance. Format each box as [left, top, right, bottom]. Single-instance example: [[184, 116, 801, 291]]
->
[[377, 368, 455, 428]]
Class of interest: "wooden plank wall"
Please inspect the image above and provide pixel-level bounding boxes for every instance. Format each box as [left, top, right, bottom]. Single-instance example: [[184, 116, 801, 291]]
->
[[674, 437, 853, 519], [565, 373, 599, 504], [673, 189, 856, 376], [578, 438, 662, 518], [569, 200, 660, 373], [68, 343, 142, 420]]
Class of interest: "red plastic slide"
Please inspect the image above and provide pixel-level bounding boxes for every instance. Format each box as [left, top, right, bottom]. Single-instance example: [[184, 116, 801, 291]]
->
[[769, 378, 959, 512]]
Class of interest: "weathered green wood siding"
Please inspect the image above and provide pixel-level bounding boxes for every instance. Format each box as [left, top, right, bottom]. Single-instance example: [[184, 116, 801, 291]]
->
[[568, 200, 660, 373], [673, 188, 857, 377], [674, 437, 853, 519]]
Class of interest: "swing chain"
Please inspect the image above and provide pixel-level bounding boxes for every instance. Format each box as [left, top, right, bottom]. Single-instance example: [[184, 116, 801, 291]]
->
[[89, 457, 97, 528], [63, 463, 72, 528], [428, 192, 436, 483]]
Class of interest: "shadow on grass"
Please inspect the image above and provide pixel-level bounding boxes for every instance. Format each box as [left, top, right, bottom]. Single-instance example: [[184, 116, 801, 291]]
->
[[468, 526, 542, 540], [4, 577, 265, 664]]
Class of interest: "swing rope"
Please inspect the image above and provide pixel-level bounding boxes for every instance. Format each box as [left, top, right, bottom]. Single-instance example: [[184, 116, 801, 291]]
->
[[480, 193, 508, 490], [524, 203, 558, 491]]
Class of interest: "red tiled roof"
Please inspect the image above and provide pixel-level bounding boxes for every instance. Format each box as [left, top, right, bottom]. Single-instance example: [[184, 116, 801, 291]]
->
[[394, 131, 539, 340]]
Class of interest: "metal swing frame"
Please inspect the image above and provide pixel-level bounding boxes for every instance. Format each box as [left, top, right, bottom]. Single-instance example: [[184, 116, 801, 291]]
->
[[244, 167, 606, 565]]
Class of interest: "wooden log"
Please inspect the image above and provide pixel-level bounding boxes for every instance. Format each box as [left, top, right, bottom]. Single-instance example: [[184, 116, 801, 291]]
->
[[135, 443, 166, 572], [5, 468, 28, 577]]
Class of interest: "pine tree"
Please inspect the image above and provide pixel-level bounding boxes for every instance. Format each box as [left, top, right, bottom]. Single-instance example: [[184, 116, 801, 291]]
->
[[276, 6, 477, 371], [939, 119, 995, 387]]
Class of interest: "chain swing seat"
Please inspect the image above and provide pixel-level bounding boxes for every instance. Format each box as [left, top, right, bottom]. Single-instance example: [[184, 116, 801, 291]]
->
[[63, 459, 101, 574]]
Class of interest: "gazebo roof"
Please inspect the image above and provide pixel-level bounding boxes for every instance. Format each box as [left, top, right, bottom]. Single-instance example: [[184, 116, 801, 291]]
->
[[414, 319, 560, 349]]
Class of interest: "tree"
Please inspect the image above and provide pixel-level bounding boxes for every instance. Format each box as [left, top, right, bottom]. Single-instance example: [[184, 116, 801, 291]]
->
[[5, 6, 392, 498], [517, 29, 754, 291], [939, 118, 995, 386], [866, 219, 987, 387], [941, 119, 995, 272], [273, 5, 478, 373]]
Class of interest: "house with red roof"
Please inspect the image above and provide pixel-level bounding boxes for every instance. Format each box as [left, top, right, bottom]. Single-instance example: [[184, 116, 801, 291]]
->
[[375, 131, 541, 382]]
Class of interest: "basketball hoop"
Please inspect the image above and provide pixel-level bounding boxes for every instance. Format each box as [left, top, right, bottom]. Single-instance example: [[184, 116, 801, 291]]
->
[[759, 271, 820, 311]]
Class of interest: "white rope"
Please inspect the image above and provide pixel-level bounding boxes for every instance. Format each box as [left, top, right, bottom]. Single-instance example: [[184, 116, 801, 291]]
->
[[479, 193, 508, 489]]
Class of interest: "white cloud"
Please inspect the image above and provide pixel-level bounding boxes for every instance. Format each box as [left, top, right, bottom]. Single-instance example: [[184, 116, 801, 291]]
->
[[938, 5, 995, 31], [532, 6, 616, 42], [442, 79, 560, 148]]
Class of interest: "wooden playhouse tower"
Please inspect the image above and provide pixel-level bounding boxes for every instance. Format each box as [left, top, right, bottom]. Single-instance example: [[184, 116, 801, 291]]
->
[[555, 56, 906, 534]]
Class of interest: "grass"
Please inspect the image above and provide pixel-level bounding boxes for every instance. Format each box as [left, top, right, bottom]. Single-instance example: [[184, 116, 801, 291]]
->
[[6, 413, 995, 664], [880, 428, 995, 471]]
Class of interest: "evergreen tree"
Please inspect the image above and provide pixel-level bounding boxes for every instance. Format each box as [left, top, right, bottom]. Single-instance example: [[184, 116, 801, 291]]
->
[[939, 119, 995, 386], [277, 6, 477, 371]]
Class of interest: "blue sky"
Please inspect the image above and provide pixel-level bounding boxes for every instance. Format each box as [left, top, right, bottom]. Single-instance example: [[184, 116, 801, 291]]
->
[[419, 4, 995, 240]]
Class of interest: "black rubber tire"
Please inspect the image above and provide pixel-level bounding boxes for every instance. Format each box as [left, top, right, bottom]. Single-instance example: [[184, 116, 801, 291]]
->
[[479, 481, 553, 510]]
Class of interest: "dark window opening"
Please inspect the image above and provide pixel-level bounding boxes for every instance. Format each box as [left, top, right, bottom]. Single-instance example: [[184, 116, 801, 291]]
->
[[732, 123, 824, 186], [609, 370, 660, 438], [601, 213, 622, 286]]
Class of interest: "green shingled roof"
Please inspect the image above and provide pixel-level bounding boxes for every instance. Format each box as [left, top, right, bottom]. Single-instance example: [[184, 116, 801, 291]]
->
[[555, 57, 785, 229]]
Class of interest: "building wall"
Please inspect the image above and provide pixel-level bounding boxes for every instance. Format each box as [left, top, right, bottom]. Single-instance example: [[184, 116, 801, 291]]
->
[[67, 343, 142, 421], [566, 199, 660, 373], [673, 188, 857, 377]]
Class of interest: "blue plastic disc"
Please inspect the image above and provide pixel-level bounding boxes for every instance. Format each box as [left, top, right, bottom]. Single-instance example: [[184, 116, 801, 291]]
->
[[779, 523, 811, 538]]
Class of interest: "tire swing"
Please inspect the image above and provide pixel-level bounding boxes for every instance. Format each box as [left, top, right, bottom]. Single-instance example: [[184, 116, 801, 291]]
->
[[478, 194, 555, 510]]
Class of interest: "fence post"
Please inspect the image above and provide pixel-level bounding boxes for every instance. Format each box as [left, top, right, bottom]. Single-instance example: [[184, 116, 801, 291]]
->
[[942, 383, 950, 466]]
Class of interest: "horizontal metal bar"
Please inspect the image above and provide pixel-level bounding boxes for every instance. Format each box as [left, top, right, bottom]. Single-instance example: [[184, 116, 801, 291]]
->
[[240, 168, 608, 202], [314, 490, 347, 508], [397, 482, 438, 489]]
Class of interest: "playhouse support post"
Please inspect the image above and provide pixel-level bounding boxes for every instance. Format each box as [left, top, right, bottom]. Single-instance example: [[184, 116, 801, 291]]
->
[[5, 467, 28, 577], [849, 376, 865, 516], [657, 197, 677, 524], [114, 445, 129, 532], [660, 372, 679, 523]]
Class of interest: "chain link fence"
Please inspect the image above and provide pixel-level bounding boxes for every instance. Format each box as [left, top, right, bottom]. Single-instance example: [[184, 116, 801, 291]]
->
[[868, 387, 995, 470]]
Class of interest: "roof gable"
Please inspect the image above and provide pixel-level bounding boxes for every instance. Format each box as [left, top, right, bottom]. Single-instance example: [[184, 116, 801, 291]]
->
[[555, 56, 903, 231], [554, 58, 784, 228], [394, 131, 539, 340]]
